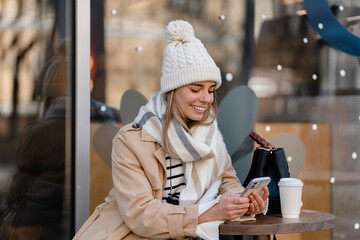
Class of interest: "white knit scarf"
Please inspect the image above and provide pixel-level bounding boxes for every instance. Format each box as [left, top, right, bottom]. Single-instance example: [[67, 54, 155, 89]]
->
[[134, 91, 228, 206]]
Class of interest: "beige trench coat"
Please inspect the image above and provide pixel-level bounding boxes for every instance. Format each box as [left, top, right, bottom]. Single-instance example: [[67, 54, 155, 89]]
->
[[73, 123, 244, 240]]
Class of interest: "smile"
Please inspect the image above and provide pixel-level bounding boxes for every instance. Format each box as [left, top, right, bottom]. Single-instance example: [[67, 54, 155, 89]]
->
[[192, 106, 206, 112]]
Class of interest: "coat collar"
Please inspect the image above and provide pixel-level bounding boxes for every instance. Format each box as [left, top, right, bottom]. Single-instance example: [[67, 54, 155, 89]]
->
[[141, 128, 158, 142], [140, 127, 167, 185], [124, 122, 159, 142], [125, 122, 167, 181]]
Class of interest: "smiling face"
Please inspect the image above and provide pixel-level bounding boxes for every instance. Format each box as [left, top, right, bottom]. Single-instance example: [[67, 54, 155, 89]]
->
[[173, 81, 216, 121]]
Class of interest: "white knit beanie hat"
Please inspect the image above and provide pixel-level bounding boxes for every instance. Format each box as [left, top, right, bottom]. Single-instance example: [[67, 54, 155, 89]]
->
[[161, 20, 222, 93]]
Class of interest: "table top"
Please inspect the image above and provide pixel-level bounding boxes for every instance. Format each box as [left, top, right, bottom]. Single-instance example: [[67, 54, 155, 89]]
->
[[219, 209, 335, 236]]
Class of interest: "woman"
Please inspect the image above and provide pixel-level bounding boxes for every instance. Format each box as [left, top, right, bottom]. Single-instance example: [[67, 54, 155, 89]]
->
[[73, 20, 268, 240]]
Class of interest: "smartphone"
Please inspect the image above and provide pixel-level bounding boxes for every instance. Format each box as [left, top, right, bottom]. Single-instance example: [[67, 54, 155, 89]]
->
[[240, 176, 271, 197]]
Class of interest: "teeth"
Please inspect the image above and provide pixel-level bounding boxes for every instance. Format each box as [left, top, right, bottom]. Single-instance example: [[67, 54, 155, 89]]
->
[[193, 106, 206, 111]]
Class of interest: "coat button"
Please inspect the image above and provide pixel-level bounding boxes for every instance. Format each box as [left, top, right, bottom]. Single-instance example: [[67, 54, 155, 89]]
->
[[132, 123, 140, 129]]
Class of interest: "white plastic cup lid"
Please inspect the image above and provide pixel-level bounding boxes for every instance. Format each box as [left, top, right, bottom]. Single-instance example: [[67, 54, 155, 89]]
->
[[278, 178, 304, 187]]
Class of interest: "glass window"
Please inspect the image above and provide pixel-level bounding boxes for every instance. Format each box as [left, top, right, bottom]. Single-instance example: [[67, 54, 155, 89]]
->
[[252, 1, 360, 240], [89, 0, 360, 239], [89, 0, 250, 211], [0, 0, 74, 239]]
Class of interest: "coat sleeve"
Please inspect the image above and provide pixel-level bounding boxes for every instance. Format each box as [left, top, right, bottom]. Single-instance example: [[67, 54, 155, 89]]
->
[[218, 154, 245, 195], [111, 128, 198, 239]]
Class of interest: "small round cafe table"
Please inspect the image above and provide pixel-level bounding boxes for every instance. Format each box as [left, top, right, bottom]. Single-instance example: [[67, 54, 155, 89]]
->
[[219, 209, 335, 240]]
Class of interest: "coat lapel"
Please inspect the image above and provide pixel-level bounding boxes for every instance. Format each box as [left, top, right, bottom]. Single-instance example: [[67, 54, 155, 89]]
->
[[153, 146, 167, 188], [141, 129, 167, 188]]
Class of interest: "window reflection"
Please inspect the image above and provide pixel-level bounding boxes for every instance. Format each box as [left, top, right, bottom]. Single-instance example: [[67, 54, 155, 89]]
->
[[1, 0, 357, 239], [3, 43, 67, 239], [0, 1, 72, 239], [253, 1, 360, 240], [90, 1, 360, 240]]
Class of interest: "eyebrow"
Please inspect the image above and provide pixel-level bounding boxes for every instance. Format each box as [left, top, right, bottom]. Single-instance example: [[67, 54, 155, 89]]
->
[[191, 83, 216, 88]]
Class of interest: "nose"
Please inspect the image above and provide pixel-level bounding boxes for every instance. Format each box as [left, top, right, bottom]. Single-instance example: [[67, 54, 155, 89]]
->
[[200, 90, 214, 103]]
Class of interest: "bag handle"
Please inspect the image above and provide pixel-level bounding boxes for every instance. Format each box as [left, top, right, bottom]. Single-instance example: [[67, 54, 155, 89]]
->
[[249, 131, 277, 150]]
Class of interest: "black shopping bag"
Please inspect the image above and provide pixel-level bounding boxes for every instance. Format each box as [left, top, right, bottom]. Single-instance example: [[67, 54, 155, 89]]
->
[[243, 132, 290, 214]]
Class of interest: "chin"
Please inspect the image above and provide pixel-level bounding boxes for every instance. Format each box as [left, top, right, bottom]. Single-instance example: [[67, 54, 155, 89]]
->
[[188, 114, 203, 122]]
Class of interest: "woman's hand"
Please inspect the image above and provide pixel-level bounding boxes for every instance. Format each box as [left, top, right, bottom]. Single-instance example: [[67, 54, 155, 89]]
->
[[246, 186, 269, 215], [198, 192, 250, 223]]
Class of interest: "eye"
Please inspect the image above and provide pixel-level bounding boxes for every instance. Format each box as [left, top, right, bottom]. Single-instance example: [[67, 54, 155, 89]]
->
[[208, 88, 215, 93], [190, 88, 200, 93]]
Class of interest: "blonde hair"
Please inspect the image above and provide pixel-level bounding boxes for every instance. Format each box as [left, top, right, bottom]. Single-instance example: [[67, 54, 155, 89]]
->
[[162, 90, 217, 154]]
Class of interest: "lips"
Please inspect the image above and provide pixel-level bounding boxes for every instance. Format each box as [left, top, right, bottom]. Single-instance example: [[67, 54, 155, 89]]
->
[[192, 105, 206, 112]]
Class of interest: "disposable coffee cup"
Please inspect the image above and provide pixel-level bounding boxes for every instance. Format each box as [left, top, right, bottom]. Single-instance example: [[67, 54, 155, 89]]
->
[[278, 178, 304, 218]]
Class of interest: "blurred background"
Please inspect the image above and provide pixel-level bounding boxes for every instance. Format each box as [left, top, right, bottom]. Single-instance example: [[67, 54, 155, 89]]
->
[[0, 0, 359, 239]]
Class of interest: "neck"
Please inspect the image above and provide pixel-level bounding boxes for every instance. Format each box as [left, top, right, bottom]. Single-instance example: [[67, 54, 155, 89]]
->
[[186, 118, 196, 129]]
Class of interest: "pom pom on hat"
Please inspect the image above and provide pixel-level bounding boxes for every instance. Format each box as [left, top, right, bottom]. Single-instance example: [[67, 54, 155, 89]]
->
[[165, 20, 195, 43], [161, 20, 222, 93]]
